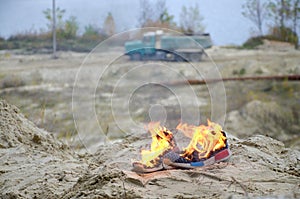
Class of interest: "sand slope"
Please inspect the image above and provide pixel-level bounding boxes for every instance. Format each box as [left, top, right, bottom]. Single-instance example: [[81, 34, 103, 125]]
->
[[0, 100, 88, 198]]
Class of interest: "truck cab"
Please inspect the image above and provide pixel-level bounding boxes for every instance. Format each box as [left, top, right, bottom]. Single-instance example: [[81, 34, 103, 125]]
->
[[125, 31, 159, 60]]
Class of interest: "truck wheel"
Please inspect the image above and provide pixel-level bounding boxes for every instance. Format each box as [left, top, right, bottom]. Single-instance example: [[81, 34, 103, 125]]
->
[[130, 53, 141, 61], [189, 53, 202, 62]]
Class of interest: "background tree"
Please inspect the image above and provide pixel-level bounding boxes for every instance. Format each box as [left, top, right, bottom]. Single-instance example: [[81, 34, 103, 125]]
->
[[43, 1, 65, 58], [291, 0, 300, 37], [242, 0, 299, 48], [154, 0, 167, 23], [103, 12, 115, 36], [43, 8, 79, 40], [63, 16, 79, 39], [242, 0, 268, 35], [159, 10, 176, 27], [267, 0, 292, 28], [267, 0, 298, 46], [138, 0, 153, 27], [43, 7, 65, 32], [137, 0, 176, 28], [83, 24, 100, 39], [180, 4, 205, 34]]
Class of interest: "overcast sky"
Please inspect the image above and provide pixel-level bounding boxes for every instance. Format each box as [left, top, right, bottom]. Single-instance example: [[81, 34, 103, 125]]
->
[[0, 0, 256, 45]]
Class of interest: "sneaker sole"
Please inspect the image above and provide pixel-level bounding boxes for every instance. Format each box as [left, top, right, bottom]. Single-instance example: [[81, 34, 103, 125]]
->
[[162, 148, 231, 169], [132, 162, 164, 173]]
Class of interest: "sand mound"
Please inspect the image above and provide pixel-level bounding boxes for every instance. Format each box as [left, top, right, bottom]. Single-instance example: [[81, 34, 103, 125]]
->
[[0, 100, 299, 198], [257, 39, 296, 51], [61, 134, 300, 199], [0, 100, 65, 151], [0, 100, 88, 198]]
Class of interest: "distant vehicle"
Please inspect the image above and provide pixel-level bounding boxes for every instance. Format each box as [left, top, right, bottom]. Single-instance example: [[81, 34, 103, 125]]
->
[[124, 30, 212, 62]]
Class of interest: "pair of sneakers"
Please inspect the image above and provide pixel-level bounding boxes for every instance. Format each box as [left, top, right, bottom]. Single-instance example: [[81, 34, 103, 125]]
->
[[132, 131, 231, 173]]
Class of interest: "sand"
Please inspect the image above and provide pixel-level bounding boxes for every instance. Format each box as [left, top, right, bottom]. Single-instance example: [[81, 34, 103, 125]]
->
[[0, 99, 299, 198]]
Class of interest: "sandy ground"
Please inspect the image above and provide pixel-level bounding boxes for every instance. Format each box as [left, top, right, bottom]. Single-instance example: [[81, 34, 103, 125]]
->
[[1, 46, 300, 150], [0, 44, 300, 198]]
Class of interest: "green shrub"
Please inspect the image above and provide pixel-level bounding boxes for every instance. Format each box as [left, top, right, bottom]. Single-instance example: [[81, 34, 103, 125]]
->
[[0, 27, 106, 52], [82, 24, 100, 40], [255, 68, 263, 74], [0, 74, 25, 89], [242, 36, 264, 49], [239, 68, 246, 75], [233, 68, 246, 76]]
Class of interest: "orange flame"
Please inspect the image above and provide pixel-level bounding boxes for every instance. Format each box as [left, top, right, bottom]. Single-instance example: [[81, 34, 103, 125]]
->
[[176, 119, 226, 160], [140, 122, 175, 167]]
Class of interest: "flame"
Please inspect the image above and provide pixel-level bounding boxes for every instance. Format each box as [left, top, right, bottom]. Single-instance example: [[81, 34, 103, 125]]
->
[[176, 119, 226, 160], [140, 122, 175, 167]]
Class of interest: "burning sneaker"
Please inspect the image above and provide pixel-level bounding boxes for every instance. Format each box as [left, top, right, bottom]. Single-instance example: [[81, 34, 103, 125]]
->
[[162, 133, 231, 169], [132, 122, 178, 173], [132, 120, 231, 172], [162, 121, 231, 169]]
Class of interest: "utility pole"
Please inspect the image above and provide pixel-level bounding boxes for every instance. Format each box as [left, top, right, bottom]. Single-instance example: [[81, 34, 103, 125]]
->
[[52, 0, 57, 58]]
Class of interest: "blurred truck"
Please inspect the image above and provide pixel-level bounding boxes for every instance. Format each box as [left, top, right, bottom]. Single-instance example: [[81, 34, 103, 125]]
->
[[124, 30, 212, 62]]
